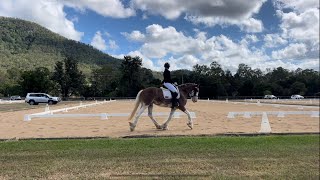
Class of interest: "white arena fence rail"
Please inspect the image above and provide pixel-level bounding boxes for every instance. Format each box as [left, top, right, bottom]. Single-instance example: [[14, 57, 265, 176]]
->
[[24, 100, 116, 121], [227, 111, 319, 133], [0, 99, 25, 104], [24, 112, 196, 121], [227, 111, 320, 118], [199, 99, 319, 109]]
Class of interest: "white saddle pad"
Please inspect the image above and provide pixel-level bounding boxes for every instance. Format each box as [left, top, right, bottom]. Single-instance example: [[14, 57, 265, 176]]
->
[[161, 87, 180, 100]]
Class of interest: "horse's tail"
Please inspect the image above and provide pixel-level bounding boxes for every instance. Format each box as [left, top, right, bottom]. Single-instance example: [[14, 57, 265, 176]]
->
[[128, 90, 143, 121]]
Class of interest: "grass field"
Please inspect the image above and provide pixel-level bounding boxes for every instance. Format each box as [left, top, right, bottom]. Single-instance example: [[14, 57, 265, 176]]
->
[[0, 135, 319, 179]]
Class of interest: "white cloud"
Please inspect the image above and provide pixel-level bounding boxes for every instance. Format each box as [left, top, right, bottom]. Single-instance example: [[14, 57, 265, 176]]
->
[[277, 9, 319, 42], [123, 24, 272, 72], [122, 31, 145, 42], [274, 0, 319, 13], [272, 43, 307, 60], [264, 34, 287, 47], [271, 0, 319, 67], [63, 0, 135, 18], [133, 0, 266, 32], [108, 40, 119, 50], [91, 31, 107, 51], [0, 0, 83, 41]]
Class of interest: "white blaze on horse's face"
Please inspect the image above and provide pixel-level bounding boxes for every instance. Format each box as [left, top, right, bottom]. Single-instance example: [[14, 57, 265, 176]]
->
[[191, 87, 199, 102]]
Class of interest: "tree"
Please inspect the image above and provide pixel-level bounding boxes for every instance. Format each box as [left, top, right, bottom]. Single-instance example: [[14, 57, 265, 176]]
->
[[118, 56, 143, 97], [290, 82, 307, 95], [89, 64, 120, 97], [20, 67, 53, 94], [52, 56, 85, 98]]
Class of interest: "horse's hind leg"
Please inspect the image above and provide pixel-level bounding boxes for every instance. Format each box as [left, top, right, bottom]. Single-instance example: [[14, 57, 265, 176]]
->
[[148, 104, 161, 129], [160, 108, 176, 130], [129, 103, 147, 131]]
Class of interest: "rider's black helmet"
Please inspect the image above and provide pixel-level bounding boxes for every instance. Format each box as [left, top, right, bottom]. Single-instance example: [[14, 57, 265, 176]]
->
[[164, 62, 170, 68]]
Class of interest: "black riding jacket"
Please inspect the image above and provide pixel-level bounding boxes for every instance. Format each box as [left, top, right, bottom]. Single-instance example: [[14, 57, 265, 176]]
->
[[163, 68, 173, 83]]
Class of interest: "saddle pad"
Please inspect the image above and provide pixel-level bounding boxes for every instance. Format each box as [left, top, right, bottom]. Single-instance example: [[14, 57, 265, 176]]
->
[[161, 87, 180, 99]]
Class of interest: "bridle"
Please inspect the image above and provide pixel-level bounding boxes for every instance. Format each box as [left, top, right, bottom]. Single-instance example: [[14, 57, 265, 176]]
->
[[189, 86, 199, 98]]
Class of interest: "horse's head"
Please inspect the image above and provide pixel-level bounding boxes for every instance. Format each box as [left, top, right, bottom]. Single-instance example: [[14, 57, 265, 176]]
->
[[179, 83, 199, 103], [190, 84, 199, 102]]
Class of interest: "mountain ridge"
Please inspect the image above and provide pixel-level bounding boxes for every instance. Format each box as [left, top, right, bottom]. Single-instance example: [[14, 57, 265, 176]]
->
[[0, 16, 122, 74]]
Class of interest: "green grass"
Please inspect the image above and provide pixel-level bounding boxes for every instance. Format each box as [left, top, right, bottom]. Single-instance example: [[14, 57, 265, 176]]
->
[[0, 135, 319, 179]]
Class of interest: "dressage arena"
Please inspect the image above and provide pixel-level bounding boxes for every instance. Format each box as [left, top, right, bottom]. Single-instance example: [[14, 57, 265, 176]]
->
[[0, 99, 319, 139]]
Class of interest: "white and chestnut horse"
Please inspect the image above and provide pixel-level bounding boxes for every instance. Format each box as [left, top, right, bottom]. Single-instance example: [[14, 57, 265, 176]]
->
[[128, 83, 199, 131]]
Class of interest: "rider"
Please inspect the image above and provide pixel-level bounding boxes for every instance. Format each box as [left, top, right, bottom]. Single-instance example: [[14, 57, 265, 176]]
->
[[162, 62, 179, 108]]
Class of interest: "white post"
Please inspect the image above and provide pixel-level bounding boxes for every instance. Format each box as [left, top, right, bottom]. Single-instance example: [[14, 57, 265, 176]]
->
[[243, 112, 251, 118], [277, 111, 285, 117], [45, 104, 50, 112], [101, 113, 108, 120], [311, 111, 319, 118], [24, 115, 31, 121]]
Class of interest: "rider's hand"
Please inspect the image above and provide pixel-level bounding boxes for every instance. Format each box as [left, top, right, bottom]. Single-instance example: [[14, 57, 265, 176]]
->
[[174, 82, 178, 86]]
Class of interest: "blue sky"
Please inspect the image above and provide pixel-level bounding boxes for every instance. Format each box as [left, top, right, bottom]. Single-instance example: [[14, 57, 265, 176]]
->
[[0, 0, 319, 73]]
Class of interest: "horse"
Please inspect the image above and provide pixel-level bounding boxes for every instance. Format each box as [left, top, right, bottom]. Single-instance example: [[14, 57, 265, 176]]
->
[[128, 83, 199, 131]]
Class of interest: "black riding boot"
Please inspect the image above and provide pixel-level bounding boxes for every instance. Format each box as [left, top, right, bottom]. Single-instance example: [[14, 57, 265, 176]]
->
[[171, 92, 179, 108]]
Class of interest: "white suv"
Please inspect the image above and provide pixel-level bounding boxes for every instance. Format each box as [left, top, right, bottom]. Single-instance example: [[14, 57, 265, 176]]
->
[[25, 93, 60, 105], [264, 95, 277, 99], [291, 95, 304, 99]]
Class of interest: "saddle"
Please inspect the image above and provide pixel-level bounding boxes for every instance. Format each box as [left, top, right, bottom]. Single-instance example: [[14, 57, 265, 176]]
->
[[160, 85, 180, 99]]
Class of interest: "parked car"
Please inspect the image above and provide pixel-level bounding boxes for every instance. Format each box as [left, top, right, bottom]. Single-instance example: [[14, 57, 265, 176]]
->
[[291, 95, 304, 99], [10, 95, 22, 100], [264, 95, 277, 99], [25, 93, 60, 105]]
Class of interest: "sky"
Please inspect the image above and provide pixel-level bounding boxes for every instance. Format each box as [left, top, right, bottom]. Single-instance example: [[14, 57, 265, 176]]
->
[[0, 0, 319, 73]]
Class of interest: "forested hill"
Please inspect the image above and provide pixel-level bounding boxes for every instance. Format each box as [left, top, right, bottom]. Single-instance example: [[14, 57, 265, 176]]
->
[[0, 17, 122, 72]]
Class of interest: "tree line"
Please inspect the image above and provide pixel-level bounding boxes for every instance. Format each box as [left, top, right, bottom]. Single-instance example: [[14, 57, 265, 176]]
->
[[0, 56, 319, 99]]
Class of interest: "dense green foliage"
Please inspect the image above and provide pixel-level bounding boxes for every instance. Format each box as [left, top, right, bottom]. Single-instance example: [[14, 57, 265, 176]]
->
[[52, 56, 85, 98], [0, 135, 319, 179], [171, 62, 319, 98], [0, 17, 318, 98]]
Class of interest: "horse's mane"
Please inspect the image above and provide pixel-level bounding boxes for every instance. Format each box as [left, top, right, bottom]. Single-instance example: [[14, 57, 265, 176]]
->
[[178, 83, 197, 88]]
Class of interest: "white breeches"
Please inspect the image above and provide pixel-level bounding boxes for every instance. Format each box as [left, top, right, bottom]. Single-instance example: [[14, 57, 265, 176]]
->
[[163, 83, 178, 93]]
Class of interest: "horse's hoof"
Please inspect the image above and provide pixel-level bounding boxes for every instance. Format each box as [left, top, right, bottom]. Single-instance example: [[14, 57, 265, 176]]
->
[[187, 122, 193, 129], [156, 125, 162, 130], [129, 122, 135, 132], [160, 124, 168, 130]]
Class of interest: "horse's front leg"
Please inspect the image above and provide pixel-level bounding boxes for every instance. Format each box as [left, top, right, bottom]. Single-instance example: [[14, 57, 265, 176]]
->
[[160, 108, 176, 130], [179, 106, 193, 129], [148, 104, 161, 129]]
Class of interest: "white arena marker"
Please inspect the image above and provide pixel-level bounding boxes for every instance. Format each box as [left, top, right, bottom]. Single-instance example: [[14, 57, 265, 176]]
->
[[243, 112, 251, 118], [277, 111, 285, 118], [259, 112, 272, 133], [24, 115, 31, 121], [101, 113, 108, 120], [311, 111, 319, 118], [227, 112, 235, 118], [298, 106, 304, 110], [45, 104, 50, 112]]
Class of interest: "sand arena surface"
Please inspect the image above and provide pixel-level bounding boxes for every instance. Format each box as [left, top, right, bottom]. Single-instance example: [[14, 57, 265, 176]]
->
[[0, 100, 319, 139]]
